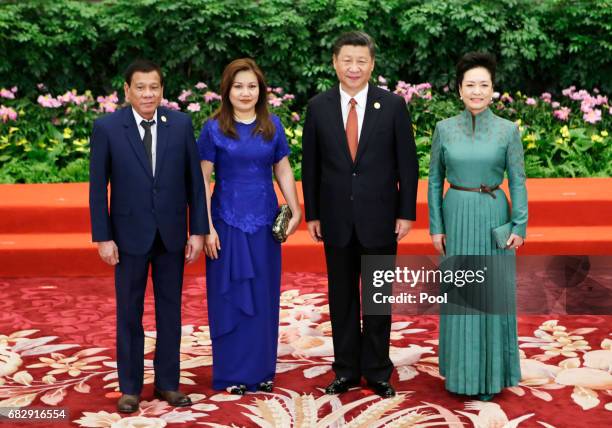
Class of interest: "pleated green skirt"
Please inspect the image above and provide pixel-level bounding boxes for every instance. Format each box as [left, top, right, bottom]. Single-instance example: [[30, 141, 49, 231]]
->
[[438, 188, 521, 395]]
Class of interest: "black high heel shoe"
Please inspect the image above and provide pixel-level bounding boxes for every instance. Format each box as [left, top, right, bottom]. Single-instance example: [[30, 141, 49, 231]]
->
[[227, 384, 247, 395], [257, 380, 274, 392]]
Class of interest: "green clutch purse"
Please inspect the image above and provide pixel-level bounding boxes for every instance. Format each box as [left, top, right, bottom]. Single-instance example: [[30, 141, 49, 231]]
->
[[492, 222, 513, 249], [272, 204, 292, 243]]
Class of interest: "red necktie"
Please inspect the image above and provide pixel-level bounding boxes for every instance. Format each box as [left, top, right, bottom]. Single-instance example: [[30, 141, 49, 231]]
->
[[346, 98, 358, 161]]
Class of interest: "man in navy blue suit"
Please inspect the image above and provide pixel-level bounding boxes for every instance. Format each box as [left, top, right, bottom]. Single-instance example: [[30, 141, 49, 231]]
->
[[89, 59, 208, 413]]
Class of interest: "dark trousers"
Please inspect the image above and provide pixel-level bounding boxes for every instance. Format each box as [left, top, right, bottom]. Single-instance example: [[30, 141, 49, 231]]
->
[[114, 231, 185, 395], [324, 229, 397, 382]]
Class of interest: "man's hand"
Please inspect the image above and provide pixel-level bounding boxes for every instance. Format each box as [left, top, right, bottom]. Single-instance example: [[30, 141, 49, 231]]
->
[[97, 240, 119, 265], [395, 219, 412, 242], [307, 220, 323, 242], [185, 235, 204, 264]]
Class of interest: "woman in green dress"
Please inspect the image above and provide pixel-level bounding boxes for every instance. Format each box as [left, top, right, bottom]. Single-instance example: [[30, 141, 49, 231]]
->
[[428, 52, 527, 401]]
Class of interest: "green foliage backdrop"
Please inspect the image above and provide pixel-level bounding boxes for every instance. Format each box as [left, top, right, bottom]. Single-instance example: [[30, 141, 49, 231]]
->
[[1, 0, 611, 100]]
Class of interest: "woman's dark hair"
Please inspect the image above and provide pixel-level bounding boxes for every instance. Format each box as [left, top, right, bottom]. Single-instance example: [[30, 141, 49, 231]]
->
[[214, 58, 275, 141], [456, 52, 496, 91], [124, 59, 164, 86], [333, 31, 375, 58]]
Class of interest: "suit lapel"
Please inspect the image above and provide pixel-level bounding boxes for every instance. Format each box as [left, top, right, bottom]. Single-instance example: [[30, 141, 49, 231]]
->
[[354, 85, 381, 165], [154, 108, 169, 181], [123, 107, 153, 178], [326, 86, 353, 166]]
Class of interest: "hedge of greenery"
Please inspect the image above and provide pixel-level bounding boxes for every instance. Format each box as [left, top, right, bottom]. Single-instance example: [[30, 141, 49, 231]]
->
[[0, 80, 609, 183], [1, 0, 611, 101]]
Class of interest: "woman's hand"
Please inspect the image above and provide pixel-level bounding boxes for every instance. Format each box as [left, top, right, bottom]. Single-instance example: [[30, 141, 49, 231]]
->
[[205, 227, 221, 259], [506, 233, 524, 249], [431, 234, 446, 255], [286, 210, 302, 237]]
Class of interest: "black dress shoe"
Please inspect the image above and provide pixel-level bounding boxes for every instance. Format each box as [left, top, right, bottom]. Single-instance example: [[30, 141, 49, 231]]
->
[[117, 394, 140, 413], [227, 384, 247, 395], [325, 377, 360, 395], [154, 389, 192, 407], [367, 381, 396, 398], [257, 381, 274, 392]]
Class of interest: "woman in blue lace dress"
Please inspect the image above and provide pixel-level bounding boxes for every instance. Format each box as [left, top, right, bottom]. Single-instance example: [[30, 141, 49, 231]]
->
[[196, 58, 301, 394]]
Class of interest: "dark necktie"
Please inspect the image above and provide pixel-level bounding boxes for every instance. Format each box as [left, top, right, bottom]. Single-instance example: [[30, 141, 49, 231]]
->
[[140, 119, 155, 169], [346, 98, 358, 161]]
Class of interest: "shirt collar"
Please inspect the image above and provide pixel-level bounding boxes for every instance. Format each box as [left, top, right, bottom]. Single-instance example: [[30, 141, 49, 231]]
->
[[132, 107, 157, 127], [339, 83, 369, 108]]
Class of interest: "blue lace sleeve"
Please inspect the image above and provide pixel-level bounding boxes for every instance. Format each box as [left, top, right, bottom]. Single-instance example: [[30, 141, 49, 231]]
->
[[196, 120, 216, 163], [272, 116, 290, 163]]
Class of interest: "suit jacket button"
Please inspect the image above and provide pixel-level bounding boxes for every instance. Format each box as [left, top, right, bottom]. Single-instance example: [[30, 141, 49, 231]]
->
[[350, 195, 354, 201], [352, 172, 357, 176]]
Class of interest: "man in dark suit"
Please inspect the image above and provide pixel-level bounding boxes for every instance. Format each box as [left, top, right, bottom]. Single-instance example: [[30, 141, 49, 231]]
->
[[302, 32, 418, 398], [89, 59, 208, 412]]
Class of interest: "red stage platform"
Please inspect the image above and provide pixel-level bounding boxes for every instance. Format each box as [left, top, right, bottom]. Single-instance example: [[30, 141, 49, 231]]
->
[[0, 179, 611, 276]]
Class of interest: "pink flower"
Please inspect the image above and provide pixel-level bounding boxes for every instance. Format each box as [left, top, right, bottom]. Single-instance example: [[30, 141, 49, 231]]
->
[[178, 90, 192, 103], [540, 92, 552, 103], [416, 83, 432, 91], [594, 88, 600, 94], [609, 107, 612, 115], [501, 93, 514, 103], [37, 94, 62, 108], [187, 102, 201, 112], [526, 97, 536, 105], [443, 85, 450, 93], [551, 101, 560, 108], [160, 99, 180, 111], [571, 89, 590, 101], [195, 82, 207, 90], [562, 85, 576, 97], [58, 90, 87, 105], [273, 87, 283, 94], [0, 88, 15, 99], [553, 107, 571, 121], [10, 86, 17, 93], [492, 92, 500, 99], [583, 109, 602, 124], [0, 105, 17, 122], [96, 92, 119, 113], [203, 91, 221, 103], [378, 75, 387, 85], [291, 112, 300, 122], [37, 83, 46, 91], [282, 94, 295, 101], [268, 96, 282, 107]]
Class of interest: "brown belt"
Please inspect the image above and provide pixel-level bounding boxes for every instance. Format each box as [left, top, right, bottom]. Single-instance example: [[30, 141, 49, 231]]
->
[[450, 183, 500, 199]]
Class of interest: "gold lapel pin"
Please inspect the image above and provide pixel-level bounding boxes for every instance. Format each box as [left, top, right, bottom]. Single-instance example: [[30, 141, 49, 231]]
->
[[161, 115, 167, 123], [374, 102, 381, 109]]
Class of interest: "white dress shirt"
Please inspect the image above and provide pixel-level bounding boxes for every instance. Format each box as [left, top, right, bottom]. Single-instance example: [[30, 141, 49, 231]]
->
[[339, 83, 368, 141], [132, 108, 158, 175]]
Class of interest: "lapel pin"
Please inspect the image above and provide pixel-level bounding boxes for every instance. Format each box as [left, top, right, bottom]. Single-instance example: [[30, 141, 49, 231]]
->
[[374, 102, 381, 109], [161, 115, 167, 123]]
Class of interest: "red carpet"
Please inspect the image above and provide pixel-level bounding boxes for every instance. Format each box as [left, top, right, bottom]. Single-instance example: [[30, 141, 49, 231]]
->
[[1, 178, 612, 276], [0, 274, 610, 427]]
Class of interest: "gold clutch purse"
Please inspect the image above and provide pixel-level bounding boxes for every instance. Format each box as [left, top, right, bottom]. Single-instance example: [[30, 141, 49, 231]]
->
[[272, 204, 292, 243]]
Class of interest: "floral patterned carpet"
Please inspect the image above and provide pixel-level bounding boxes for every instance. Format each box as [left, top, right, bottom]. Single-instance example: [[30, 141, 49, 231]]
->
[[0, 273, 610, 427]]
